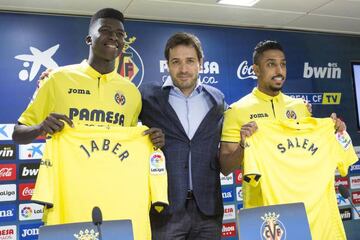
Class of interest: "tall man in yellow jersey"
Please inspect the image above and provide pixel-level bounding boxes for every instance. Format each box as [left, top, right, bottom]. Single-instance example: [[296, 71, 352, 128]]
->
[[219, 40, 345, 208], [12, 8, 164, 147]]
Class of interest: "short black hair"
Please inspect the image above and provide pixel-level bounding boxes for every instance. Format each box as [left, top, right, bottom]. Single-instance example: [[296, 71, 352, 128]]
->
[[253, 40, 284, 64], [89, 8, 124, 29], [164, 32, 204, 62]]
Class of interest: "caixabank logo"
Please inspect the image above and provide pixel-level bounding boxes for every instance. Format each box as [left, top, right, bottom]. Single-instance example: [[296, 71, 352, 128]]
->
[[19, 143, 45, 160], [117, 35, 144, 88], [0, 124, 15, 141]]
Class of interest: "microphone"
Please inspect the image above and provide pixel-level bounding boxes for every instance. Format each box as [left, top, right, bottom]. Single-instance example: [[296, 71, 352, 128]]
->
[[338, 184, 360, 218], [92, 206, 103, 240]]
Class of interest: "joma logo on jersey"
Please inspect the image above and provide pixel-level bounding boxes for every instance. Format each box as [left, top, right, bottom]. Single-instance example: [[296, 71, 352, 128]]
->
[[69, 108, 125, 126], [80, 139, 129, 161], [277, 137, 318, 155], [250, 113, 269, 120], [117, 36, 144, 87], [68, 88, 91, 95]]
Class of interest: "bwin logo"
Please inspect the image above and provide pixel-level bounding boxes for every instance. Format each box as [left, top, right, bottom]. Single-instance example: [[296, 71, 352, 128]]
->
[[303, 62, 341, 79], [14, 44, 60, 81]]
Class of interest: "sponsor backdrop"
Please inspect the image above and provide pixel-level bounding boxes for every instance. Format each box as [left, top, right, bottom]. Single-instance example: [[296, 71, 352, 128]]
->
[[1, 11, 360, 239]]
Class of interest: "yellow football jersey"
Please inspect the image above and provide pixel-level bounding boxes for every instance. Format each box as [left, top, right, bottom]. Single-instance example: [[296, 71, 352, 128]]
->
[[19, 60, 141, 127], [32, 124, 168, 240], [243, 118, 357, 240], [221, 87, 311, 208]]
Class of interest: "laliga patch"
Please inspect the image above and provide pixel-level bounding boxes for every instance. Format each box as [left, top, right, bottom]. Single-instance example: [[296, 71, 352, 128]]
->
[[150, 151, 166, 175], [336, 131, 352, 150]]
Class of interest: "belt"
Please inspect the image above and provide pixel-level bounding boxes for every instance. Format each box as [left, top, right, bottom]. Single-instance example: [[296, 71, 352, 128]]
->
[[186, 190, 194, 200]]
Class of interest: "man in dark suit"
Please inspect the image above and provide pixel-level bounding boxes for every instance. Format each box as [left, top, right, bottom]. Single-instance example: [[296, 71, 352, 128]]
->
[[140, 32, 225, 240]]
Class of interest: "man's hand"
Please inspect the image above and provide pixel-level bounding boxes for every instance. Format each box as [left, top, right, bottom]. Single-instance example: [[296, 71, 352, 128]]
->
[[305, 100, 312, 115], [40, 113, 74, 135], [240, 121, 258, 146], [143, 127, 165, 149], [330, 113, 346, 133], [39, 69, 52, 80]]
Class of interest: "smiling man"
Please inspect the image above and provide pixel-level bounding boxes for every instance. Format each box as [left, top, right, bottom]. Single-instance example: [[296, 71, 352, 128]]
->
[[219, 40, 312, 207], [12, 8, 166, 240], [140, 32, 225, 239], [219, 40, 345, 209], [12, 8, 163, 146]]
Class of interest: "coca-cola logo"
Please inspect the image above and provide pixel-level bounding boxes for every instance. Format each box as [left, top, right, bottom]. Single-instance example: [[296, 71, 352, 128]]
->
[[22, 187, 34, 197], [237, 60, 257, 80], [0, 164, 16, 181], [0, 168, 13, 177], [19, 183, 35, 200]]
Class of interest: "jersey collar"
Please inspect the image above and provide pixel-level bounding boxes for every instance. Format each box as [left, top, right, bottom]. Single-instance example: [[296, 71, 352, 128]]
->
[[79, 60, 118, 81], [252, 87, 284, 103]]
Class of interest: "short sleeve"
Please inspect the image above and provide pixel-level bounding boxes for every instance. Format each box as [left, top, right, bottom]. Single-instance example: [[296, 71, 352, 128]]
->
[[149, 149, 168, 210], [333, 131, 358, 176], [32, 138, 55, 208], [243, 136, 262, 187], [18, 77, 55, 126], [221, 106, 242, 143]]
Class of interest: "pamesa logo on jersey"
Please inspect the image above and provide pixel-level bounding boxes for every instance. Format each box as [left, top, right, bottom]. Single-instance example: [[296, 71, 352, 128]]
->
[[14, 44, 60, 82], [116, 35, 144, 88]]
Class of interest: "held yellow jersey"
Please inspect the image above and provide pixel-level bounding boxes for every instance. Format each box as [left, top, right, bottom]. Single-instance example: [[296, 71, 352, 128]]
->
[[221, 87, 311, 208], [19, 60, 141, 127], [32, 124, 168, 240], [243, 118, 358, 240]]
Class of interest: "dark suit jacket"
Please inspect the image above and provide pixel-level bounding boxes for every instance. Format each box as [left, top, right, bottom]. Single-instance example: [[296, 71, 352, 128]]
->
[[140, 82, 225, 217]]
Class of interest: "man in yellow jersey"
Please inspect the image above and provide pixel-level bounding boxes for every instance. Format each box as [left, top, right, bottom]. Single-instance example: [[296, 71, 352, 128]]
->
[[219, 40, 345, 208], [12, 8, 164, 147]]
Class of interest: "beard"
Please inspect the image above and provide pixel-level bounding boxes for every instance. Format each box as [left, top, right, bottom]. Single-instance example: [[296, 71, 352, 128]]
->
[[270, 85, 283, 92]]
